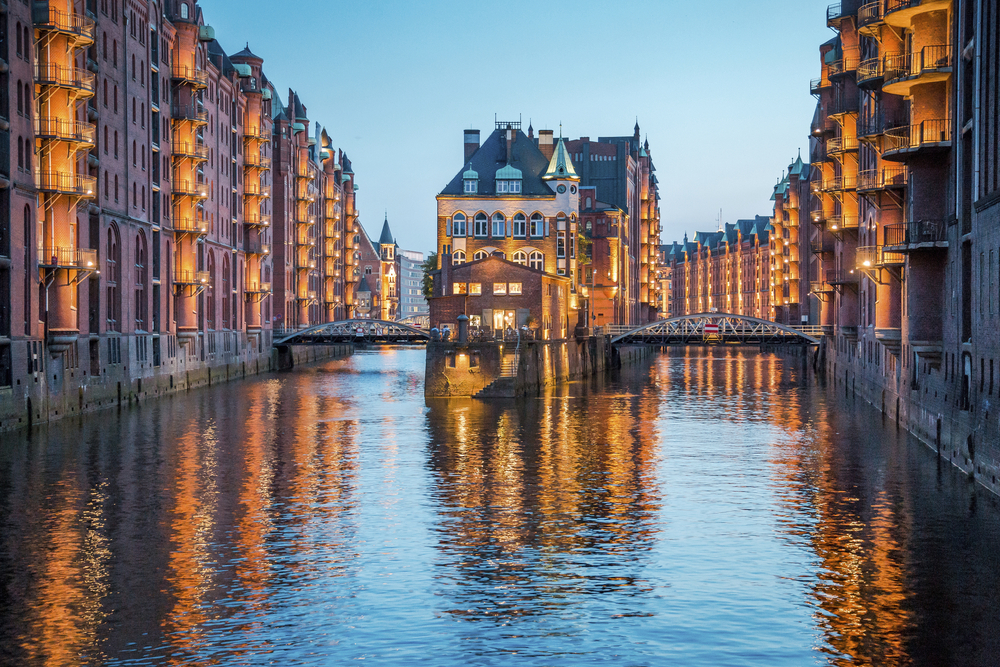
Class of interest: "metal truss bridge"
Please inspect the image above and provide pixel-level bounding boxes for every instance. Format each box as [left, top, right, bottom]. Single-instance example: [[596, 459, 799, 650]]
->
[[608, 313, 821, 346], [273, 319, 430, 346]]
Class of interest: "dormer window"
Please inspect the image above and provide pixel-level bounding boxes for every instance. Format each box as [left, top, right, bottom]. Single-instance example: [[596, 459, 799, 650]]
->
[[496, 180, 521, 193], [495, 164, 522, 194], [464, 179, 477, 193]]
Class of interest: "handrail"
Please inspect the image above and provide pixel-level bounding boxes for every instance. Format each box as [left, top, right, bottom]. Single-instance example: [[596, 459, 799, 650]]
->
[[827, 269, 859, 284], [858, 1, 884, 27], [885, 45, 952, 85], [172, 216, 208, 234], [174, 270, 210, 285], [35, 7, 96, 42], [34, 117, 96, 144], [34, 62, 96, 94], [36, 171, 96, 196], [37, 246, 98, 269], [827, 215, 859, 231], [171, 140, 209, 159], [170, 104, 208, 123], [857, 245, 905, 268], [172, 65, 208, 87], [884, 220, 947, 245], [884, 119, 952, 153]]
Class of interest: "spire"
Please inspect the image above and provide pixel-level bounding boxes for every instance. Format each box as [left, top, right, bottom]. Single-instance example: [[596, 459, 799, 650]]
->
[[378, 214, 394, 246], [542, 136, 579, 182]]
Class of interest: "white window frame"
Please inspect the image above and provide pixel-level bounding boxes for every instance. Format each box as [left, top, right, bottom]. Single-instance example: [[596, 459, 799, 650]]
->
[[492, 212, 505, 237], [513, 213, 526, 237]]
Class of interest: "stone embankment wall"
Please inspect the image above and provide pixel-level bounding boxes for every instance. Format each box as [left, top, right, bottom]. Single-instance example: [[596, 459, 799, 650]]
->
[[0, 340, 351, 432], [823, 337, 1000, 498], [424, 337, 649, 398]]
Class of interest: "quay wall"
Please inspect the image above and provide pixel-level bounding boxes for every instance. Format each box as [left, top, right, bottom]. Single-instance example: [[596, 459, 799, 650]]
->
[[824, 337, 1000, 498], [0, 334, 351, 432]]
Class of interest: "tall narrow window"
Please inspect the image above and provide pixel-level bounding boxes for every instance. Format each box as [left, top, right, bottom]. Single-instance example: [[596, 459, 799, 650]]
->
[[529, 251, 544, 271], [530, 213, 543, 237], [492, 212, 505, 238], [106, 225, 121, 331], [513, 213, 526, 237], [474, 213, 488, 237], [452, 213, 466, 237], [135, 233, 147, 331]]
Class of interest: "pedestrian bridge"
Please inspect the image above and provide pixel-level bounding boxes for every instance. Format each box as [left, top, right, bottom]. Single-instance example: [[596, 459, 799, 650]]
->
[[607, 313, 821, 346], [274, 319, 430, 346]]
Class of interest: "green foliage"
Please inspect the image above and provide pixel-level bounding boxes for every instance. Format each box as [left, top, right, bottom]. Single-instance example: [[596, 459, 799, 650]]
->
[[421, 252, 437, 300]]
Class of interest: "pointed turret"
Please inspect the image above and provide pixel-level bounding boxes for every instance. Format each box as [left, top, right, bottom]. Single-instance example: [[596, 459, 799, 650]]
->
[[378, 213, 394, 246], [541, 137, 579, 181]]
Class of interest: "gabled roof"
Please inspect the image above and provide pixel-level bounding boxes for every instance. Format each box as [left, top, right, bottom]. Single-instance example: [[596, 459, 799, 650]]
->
[[440, 128, 554, 197], [542, 137, 579, 181], [357, 275, 373, 294]]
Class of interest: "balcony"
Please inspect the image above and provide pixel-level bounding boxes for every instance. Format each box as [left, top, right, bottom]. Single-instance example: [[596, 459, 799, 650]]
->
[[37, 247, 98, 270], [829, 94, 860, 118], [810, 77, 831, 95], [883, 119, 952, 161], [858, 166, 908, 191], [172, 179, 209, 199], [295, 164, 311, 181], [827, 215, 859, 232], [173, 216, 208, 235], [243, 214, 270, 228], [296, 258, 317, 271], [243, 128, 270, 142], [883, 45, 952, 96], [810, 145, 829, 165], [811, 239, 834, 254], [828, 51, 860, 79], [170, 104, 208, 124], [171, 140, 209, 161], [857, 245, 905, 269], [245, 154, 272, 170], [34, 62, 96, 97], [175, 269, 210, 286], [171, 65, 209, 89], [824, 174, 858, 192], [883, 220, 948, 250], [827, 135, 859, 154], [827, 2, 848, 26], [243, 184, 271, 199], [811, 117, 837, 136], [810, 280, 835, 294], [810, 208, 826, 225], [34, 7, 96, 46], [857, 56, 884, 88], [858, 1, 885, 33], [884, 0, 951, 29], [245, 241, 271, 256], [296, 291, 318, 302], [36, 171, 96, 198], [246, 282, 272, 294], [34, 117, 96, 146], [827, 268, 860, 286]]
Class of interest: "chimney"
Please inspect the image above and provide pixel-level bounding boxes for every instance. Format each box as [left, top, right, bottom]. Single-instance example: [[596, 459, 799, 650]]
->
[[464, 130, 480, 163], [506, 127, 514, 164], [539, 129, 554, 160]]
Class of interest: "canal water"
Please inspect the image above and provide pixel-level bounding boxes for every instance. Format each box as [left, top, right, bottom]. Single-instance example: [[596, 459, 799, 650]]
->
[[1, 348, 998, 666]]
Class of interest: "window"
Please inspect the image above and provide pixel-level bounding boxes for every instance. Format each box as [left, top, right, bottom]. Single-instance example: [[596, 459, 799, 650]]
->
[[529, 251, 544, 271], [135, 233, 147, 331], [496, 180, 521, 194], [492, 212, 505, 237], [557, 231, 566, 258], [180, 3, 189, 19], [493, 283, 507, 295], [473, 250, 489, 261], [474, 213, 488, 237], [464, 179, 477, 193], [452, 250, 466, 265], [106, 225, 121, 331], [513, 213, 526, 237], [452, 213, 466, 237], [513, 251, 527, 265], [469, 283, 482, 295], [530, 213, 544, 237], [453, 282, 467, 295]]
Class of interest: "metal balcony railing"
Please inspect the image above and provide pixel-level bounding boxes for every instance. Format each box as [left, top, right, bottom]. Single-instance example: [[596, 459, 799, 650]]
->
[[172, 180, 208, 198], [884, 220, 947, 246], [827, 135, 859, 153], [810, 77, 829, 95], [858, 1, 884, 28], [34, 117, 96, 145], [884, 119, 952, 155], [827, 269, 860, 285], [828, 50, 861, 78], [174, 270, 211, 285], [243, 214, 270, 227], [857, 56, 884, 86], [35, 7, 96, 44], [36, 171, 96, 197], [811, 117, 838, 135], [34, 62, 96, 95], [830, 94, 860, 116], [243, 128, 270, 142], [825, 174, 858, 191], [173, 216, 208, 234], [37, 247, 98, 269], [858, 166, 908, 191], [245, 154, 271, 170], [827, 2, 846, 24], [811, 240, 832, 254], [244, 184, 270, 198], [827, 215, 859, 231], [884, 45, 952, 87], [245, 241, 271, 255], [296, 290, 318, 302], [811, 280, 835, 293], [172, 65, 209, 88], [857, 245, 905, 268], [246, 282, 272, 294], [885, 0, 924, 18], [171, 140, 209, 160], [170, 104, 208, 124], [296, 258, 317, 270]]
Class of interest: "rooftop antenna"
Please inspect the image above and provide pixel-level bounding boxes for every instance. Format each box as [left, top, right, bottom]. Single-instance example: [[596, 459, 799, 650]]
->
[[717, 208, 723, 232]]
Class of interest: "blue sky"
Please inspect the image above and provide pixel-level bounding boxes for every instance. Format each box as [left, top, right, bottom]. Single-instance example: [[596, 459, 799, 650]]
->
[[205, 0, 832, 253]]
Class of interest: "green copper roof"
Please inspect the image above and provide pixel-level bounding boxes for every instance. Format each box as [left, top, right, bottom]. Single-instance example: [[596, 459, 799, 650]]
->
[[463, 167, 479, 180], [495, 164, 522, 180], [542, 138, 579, 181]]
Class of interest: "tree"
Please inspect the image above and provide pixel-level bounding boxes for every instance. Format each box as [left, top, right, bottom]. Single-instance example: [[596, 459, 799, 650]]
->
[[421, 251, 437, 300]]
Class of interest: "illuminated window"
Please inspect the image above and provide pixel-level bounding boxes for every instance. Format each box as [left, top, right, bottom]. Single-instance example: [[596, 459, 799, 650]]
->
[[473, 250, 489, 260], [493, 283, 507, 295], [469, 283, 482, 295], [530, 213, 544, 237], [509, 283, 522, 295], [513, 251, 527, 265], [453, 282, 467, 295], [452, 250, 466, 264], [529, 251, 543, 271]]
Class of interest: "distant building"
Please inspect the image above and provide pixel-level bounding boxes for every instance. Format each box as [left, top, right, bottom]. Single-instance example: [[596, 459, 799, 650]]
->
[[399, 250, 429, 323]]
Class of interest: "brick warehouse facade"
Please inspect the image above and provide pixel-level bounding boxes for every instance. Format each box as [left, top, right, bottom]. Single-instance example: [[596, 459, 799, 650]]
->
[[0, 0, 360, 429]]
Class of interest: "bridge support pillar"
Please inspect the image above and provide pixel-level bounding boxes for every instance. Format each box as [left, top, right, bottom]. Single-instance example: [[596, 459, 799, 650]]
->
[[276, 345, 294, 371]]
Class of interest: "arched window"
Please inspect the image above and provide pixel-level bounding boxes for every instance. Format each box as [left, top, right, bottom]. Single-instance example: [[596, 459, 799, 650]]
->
[[135, 233, 147, 331], [114, 174, 118, 201], [513, 213, 526, 237], [513, 251, 527, 265], [104, 171, 109, 199], [17, 138, 23, 170], [102, 32, 107, 60], [103, 80, 108, 107], [452, 250, 466, 265], [491, 212, 505, 238], [529, 251, 544, 271], [106, 225, 121, 331], [180, 3, 189, 19], [132, 140, 136, 165], [530, 213, 544, 237], [221, 255, 230, 329], [452, 212, 466, 237], [474, 212, 488, 237], [473, 250, 489, 261], [16, 81, 22, 115], [15, 22, 22, 57], [206, 251, 216, 330], [103, 126, 108, 153]]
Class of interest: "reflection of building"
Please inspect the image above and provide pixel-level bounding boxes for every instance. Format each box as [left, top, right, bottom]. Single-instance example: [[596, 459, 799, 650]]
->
[[665, 218, 772, 318], [430, 121, 580, 337], [655, 248, 673, 318], [399, 250, 429, 322], [769, 155, 811, 325], [0, 0, 360, 428]]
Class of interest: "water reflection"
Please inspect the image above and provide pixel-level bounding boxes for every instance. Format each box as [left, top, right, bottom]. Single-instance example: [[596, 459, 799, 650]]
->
[[0, 348, 996, 665]]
